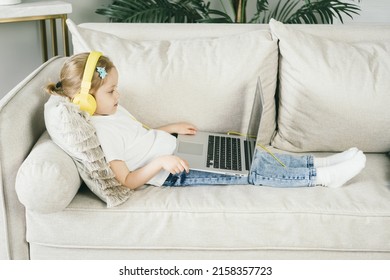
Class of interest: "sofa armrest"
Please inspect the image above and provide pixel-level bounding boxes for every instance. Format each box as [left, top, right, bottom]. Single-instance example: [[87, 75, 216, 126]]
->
[[0, 56, 66, 259]]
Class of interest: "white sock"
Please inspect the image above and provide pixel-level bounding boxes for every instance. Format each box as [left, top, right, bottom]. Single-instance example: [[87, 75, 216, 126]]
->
[[314, 147, 359, 167], [316, 151, 366, 188]]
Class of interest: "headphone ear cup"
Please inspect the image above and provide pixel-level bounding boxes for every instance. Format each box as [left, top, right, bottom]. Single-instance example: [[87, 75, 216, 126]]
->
[[72, 93, 97, 115]]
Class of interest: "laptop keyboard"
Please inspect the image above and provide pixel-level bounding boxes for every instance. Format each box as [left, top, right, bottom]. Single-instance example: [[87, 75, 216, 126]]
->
[[206, 136, 256, 171], [207, 135, 243, 171]]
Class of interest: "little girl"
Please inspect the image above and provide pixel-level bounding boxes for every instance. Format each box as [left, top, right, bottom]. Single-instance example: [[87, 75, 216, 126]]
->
[[46, 52, 366, 190]]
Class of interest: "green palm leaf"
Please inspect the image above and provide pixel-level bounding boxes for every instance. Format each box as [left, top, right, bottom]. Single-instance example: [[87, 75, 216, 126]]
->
[[250, 0, 360, 24], [96, 0, 362, 24], [96, 0, 210, 23], [287, 0, 361, 24], [248, 0, 269, 23]]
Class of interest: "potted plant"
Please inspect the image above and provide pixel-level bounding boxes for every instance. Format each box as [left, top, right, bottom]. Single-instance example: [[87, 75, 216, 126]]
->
[[96, 0, 361, 24]]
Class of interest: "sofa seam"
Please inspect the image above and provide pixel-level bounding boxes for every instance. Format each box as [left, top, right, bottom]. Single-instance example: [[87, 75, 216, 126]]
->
[[27, 242, 390, 253], [60, 208, 390, 218]]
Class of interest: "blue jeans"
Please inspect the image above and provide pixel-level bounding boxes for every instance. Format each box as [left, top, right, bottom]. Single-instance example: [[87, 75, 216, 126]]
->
[[163, 150, 317, 188]]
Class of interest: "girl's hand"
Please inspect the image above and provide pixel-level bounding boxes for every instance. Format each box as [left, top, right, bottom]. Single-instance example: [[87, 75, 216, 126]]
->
[[109, 156, 190, 190], [157, 155, 190, 174], [174, 122, 197, 135], [158, 122, 197, 135]]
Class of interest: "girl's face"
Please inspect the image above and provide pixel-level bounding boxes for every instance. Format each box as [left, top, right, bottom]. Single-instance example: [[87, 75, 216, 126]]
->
[[93, 67, 119, 116]]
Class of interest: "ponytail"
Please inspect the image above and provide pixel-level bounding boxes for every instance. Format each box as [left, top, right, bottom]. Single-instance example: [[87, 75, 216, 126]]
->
[[45, 81, 67, 96]]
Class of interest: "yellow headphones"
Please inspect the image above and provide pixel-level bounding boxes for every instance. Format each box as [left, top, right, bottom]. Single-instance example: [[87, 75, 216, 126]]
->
[[72, 51, 102, 115]]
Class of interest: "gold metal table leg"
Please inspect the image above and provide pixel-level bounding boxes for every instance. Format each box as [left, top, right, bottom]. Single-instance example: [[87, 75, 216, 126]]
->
[[39, 19, 48, 62], [61, 14, 69, 56], [3, 14, 70, 61], [50, 18, 58, 56]]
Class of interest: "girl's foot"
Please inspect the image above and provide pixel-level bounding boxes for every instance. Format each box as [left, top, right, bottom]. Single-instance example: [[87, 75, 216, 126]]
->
[[316, 151, 366, 188], [314, 147, 359, 167]]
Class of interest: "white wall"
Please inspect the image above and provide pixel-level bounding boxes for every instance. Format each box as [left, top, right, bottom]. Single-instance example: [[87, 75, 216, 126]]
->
[[0, 0, 111, 98], [0, 0, 389, 98], [343, 0, 390, 23]]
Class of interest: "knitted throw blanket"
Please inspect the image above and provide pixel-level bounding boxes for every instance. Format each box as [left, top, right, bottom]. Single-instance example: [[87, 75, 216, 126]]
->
[[45, 96, 133, 207]]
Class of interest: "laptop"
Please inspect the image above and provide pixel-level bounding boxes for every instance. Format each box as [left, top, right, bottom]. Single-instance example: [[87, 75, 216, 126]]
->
[[174, 77, 264, 177]]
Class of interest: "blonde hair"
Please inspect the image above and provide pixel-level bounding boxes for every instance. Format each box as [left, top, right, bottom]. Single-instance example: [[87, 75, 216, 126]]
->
[[46, 52, 115, 98]]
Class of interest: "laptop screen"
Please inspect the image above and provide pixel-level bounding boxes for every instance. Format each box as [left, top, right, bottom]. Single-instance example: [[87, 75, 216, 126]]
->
[[245, 77, 264, 141]]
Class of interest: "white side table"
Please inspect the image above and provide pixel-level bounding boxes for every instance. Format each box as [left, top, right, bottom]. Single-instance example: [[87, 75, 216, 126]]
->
[[0, 1, 72, 61]]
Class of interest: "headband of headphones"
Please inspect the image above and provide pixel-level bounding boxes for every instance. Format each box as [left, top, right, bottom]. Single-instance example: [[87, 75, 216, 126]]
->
[[72, 51, 103, 115], [79, 51, 103, 97]]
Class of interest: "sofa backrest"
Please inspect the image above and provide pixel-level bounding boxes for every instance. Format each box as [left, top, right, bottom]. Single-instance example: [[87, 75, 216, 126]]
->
[[269, 20, 390, 152], [79, 22, 390, 42], [70, 21, 279, 145], [277, 23, 390, 42], [74, 22, 390, 153], [79, 22, 269, 40]]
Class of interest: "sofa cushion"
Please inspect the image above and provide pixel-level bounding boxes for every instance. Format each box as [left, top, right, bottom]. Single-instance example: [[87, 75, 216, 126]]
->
[[270, 19, 390, 152], [15, 132, 80, 213], [66, 19, 279, 145], [44, 95, 133, 207]]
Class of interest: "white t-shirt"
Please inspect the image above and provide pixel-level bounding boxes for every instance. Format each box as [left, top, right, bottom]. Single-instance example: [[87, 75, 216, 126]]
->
[[90, 105, 177, 186]]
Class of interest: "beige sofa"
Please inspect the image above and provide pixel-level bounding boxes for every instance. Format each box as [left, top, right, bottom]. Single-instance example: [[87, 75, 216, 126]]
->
[[1, 20, 389, 260]]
